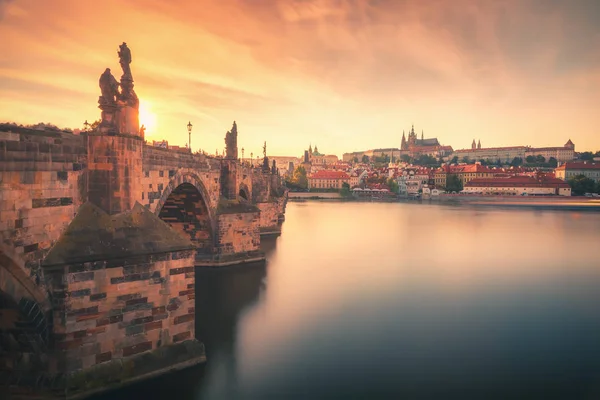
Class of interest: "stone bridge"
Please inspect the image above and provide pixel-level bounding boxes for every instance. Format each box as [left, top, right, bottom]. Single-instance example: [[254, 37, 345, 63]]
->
[[0, 44, 287, 399]]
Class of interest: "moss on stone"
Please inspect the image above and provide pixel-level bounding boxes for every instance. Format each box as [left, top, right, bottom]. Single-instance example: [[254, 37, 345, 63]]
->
[[42, 202, 194, 267], [217, 198, 260, 214]]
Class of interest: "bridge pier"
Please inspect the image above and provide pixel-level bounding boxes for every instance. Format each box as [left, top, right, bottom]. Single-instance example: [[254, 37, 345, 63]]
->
[[40, 202, 206, 399]]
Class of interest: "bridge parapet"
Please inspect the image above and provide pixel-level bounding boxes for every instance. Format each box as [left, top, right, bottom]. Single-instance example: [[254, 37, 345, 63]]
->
[[0, 125, 87, 281]]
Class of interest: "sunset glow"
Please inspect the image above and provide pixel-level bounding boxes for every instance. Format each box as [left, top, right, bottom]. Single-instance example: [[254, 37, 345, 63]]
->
[[1, 0, 599, 156], [138, 100, 157, 136]]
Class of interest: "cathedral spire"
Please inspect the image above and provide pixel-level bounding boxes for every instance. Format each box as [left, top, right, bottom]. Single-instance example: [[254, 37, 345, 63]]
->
[[477, 139, 481, 149], [421, 130, 424, 140], [472, 139, 476, 150]]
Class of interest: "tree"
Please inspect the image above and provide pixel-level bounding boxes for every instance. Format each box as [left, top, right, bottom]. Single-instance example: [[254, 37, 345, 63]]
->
[[595, 181, 600, 194], [525, 155, 536, 164], [446, 174, 463, 192], [400, 154, 412, 164], [535, 155, 546, 163], [461, 156, 471, 164], [450, 156, 459, 164], [292, 166, 308, 189], [361, 155, 370, 163], [387, 177, 399, 194], [352, 156, 359, 163], [568, 174, 596, 196], [510, 157, 523, 167], [340, 182, 352, 197], [548, 157, 558, 168], [579, 152, 594, 161], [89, 119, 101, 130]]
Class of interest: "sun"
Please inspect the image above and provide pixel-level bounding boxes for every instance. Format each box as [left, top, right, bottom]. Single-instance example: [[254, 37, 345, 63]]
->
[[139, 100, 157, 135]]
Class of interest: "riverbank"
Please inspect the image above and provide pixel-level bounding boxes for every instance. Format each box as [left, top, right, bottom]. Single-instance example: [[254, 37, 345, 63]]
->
[[288, 192, 600, 211]]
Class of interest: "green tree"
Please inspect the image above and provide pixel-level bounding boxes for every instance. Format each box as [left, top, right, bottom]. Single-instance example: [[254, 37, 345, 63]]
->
[[535, 155, 546, 163], [595, 181, 600, 194], [340, 182, 352, 197], [568, 174, 596, 196], [400, 154, 412, 163], [352, 156, 359, 163], [387, 177, 399, 194], [450, 156, 459, 164], [292, 166, 308, 189], [461, 156, 471, 164], [548, 157, 558, 168], [510, 157, 523, 167], [361, 155, 370, 163], [525, 155, 536, 164], [579, 152, 594, 161], [446, 174, 463, 192]]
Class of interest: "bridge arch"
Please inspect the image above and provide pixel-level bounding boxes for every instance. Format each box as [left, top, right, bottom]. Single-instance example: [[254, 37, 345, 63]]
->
[[238, 183, 250, 202], [155, 171, 216, 257], [0, 248, 52, 366]]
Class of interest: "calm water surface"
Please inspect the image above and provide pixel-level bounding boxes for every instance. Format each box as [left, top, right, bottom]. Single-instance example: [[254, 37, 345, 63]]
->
[[95, 202, 600, 399]]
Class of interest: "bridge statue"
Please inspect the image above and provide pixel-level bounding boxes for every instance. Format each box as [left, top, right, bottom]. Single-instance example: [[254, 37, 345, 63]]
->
[[0, 43, 288, 400], [98, 68, 119, 105], [118, 41, 132, 79]]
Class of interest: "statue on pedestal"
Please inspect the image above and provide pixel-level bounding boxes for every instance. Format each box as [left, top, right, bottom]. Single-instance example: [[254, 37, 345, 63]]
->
[[118, 42, 132, 80], [98, 68, 119, 105], [271, 159, 277, 175], [224, 121, 238, 159]]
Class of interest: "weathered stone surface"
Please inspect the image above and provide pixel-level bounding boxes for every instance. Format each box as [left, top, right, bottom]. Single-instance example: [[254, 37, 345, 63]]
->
[[42, 202, 194, 267]]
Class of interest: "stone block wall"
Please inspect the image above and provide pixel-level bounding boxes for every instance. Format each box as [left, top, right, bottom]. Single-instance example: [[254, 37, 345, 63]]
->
[[251, 170, 271, 203], [256, 202, 281, 232], [141, 146, 220, 215], [87, 134, 143, 215], [45, 250, 197, 374], [215, 212, 260, 257], [236, 165, 253, 200], [0, 127, 86, 279]]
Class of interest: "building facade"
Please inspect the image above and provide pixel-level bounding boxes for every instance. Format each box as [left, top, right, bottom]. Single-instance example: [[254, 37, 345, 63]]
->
[[308, 170, 351, 189], [463, 175, 571, 196], [524, 139, 575, 163], [555, 161, 600, 182]]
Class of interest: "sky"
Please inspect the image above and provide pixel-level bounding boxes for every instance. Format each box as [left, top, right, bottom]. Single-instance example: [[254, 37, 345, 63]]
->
[[1, 0, 599, 157]]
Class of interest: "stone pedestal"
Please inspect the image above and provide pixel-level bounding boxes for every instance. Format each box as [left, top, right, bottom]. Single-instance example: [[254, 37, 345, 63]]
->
[[87, 133, 143, 215]]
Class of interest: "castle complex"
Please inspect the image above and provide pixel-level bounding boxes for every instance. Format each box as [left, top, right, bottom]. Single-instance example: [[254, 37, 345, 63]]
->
[[342, 125, 577, 164]]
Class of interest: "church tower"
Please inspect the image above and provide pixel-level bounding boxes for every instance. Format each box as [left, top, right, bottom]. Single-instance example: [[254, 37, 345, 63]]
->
[[477, 139, 481, 149], [472, 139, 476, 150], [421, 130, 424, 141], [401, 131, 407, 150], [408, 125, 417, 145]]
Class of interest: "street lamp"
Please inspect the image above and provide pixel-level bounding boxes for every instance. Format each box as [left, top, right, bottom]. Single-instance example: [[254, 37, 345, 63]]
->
[[187, 121, 193, 153]]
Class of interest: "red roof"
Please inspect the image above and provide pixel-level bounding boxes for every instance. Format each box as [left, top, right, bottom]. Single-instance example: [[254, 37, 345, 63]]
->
[[309, 170, 350, 179], [555, 162, 600, 171]]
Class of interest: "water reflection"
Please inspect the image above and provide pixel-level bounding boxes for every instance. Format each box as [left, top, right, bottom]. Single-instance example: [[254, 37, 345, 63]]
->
[[92, 202, 600, 399]]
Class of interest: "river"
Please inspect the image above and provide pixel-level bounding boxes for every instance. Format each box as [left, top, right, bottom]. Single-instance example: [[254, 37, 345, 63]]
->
[[93, 201, 600, 399]]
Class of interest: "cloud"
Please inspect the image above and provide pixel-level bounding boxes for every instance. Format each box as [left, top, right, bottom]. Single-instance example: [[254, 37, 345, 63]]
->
[[0, 0, 599, 154]]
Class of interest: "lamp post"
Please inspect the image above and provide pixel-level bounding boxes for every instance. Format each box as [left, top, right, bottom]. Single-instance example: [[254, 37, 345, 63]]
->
[[187, 121, 193, 153]]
